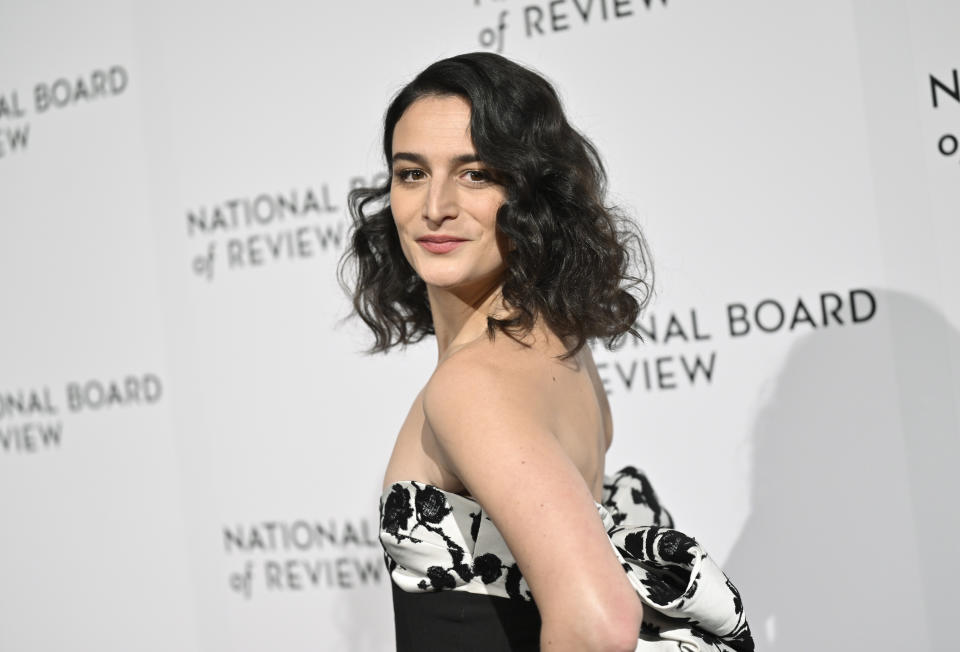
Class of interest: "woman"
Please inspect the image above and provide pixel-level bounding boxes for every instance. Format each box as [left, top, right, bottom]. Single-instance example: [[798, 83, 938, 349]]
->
[[340, 53, 753, 652]]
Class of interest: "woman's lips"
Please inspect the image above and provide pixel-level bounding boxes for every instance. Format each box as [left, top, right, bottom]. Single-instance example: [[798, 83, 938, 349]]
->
[[417, 238, 466, 254]]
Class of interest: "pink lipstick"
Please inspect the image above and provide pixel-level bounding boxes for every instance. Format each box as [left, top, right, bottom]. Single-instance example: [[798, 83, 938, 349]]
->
[[416, 236, 467, 254]]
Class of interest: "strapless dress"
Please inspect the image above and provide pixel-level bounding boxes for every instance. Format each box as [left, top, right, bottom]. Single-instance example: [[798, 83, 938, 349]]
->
[[379, 465, 754, 652]]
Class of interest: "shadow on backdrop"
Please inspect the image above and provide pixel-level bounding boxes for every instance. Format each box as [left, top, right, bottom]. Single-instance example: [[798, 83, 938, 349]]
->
[[725, 289, 959, 651]]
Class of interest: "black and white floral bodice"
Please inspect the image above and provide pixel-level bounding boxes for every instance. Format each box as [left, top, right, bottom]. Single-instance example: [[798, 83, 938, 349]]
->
[[379, 465, 754, 652]]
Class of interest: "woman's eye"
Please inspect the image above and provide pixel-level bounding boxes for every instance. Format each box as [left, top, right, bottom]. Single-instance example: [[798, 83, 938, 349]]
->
[[464, 170, 489, 183], [395, 169, 425, 182]]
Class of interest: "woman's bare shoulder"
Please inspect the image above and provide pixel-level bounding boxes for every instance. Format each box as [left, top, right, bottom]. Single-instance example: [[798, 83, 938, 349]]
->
[[418, 331, 639, 631], [425, 331, 559, 420], [424, 330, 611, 447]]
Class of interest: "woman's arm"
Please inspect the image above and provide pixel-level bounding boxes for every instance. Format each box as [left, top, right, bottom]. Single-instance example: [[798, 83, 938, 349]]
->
[[423, 352, 643, 652]]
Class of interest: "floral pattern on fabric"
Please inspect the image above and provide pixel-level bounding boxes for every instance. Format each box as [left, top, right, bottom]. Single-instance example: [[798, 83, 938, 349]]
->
[[379, 465, 754, 651]]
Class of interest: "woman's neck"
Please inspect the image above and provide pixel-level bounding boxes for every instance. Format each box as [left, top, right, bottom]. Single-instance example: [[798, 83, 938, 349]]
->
[[427, 277, 507, 363]]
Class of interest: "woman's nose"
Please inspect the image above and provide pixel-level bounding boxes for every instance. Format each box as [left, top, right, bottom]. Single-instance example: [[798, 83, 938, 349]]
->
[[422, 178, 459, 224]]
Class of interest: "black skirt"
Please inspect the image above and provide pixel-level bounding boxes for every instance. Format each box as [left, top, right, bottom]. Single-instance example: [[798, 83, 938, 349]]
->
[[391, 579, 543, 651]]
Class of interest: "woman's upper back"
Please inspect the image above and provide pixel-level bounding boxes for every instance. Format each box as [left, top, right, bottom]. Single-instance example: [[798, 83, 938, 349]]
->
[[381, 326, 613, 502]]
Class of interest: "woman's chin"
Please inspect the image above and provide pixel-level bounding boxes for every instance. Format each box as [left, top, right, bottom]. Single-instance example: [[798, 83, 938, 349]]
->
[[412, 261, 469, 288], [414, 259, 507, 295], [420, 274, 472, 291], [420, 269, 503, 295]]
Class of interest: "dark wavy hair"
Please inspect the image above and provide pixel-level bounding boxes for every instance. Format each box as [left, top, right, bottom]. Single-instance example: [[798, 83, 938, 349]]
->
[[338, 52, 652, 359]]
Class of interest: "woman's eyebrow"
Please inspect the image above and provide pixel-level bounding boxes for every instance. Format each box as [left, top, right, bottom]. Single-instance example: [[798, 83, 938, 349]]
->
[[450, 153, 482, 165], [392, 152, 427, 166], [392, 152, 482, 166]]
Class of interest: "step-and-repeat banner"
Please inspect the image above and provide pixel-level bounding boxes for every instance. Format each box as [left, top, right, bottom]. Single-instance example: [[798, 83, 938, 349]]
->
[[2, 1, 957, 650]]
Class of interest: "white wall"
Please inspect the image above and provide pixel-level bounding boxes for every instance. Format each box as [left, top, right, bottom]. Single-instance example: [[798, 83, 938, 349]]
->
[[1, 1, 957, 650]]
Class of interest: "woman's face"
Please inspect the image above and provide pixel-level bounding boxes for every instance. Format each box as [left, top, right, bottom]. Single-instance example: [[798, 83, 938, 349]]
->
[[390, 95, 509, 294]]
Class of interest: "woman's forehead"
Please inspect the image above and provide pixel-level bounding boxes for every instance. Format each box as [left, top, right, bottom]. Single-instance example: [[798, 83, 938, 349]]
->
[[393, 96, 474, 154]]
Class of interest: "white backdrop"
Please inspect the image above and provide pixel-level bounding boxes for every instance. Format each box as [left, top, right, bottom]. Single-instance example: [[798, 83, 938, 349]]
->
[[1, 1, 958, 650]]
